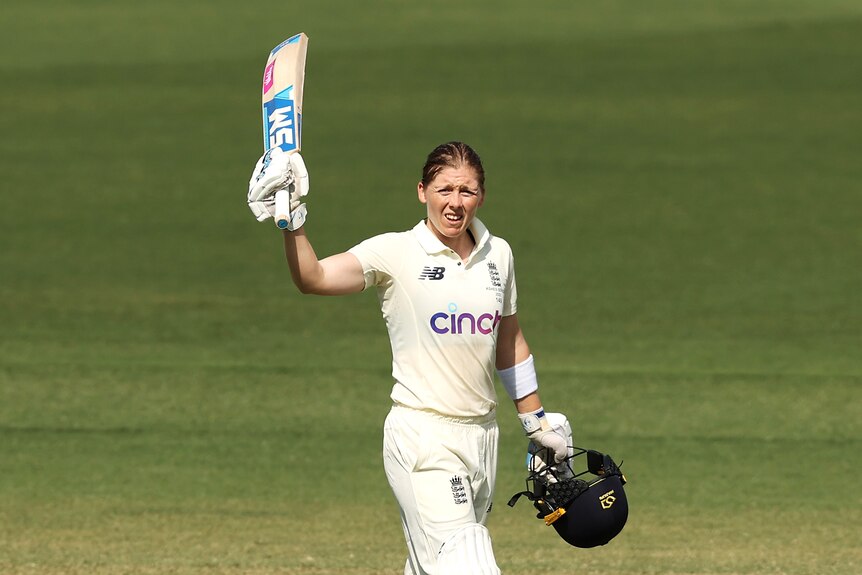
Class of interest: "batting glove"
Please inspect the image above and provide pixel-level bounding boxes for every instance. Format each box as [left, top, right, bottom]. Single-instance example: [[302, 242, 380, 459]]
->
[[518, 408, 569, 464], [247, 148, 310, 228]]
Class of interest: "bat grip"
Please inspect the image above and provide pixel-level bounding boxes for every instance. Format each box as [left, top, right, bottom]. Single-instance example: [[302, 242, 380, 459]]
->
[[274, 189, 290, 229]]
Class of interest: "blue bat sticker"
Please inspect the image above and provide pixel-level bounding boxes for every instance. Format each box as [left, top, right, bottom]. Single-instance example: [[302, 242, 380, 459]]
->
[[263, 86, 301, 152]]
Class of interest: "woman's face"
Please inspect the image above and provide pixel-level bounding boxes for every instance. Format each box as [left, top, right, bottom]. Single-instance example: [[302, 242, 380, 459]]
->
[[418, 164, 485, 242]]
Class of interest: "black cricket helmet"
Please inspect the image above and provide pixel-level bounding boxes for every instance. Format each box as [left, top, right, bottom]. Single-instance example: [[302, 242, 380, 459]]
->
[[508, 447, 628, 548]]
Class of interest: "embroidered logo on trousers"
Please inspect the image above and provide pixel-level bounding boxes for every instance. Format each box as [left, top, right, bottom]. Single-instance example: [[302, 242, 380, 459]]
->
[[450, 475, 468, 505]]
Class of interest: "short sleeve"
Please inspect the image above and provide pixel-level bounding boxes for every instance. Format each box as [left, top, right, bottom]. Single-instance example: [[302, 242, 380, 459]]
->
[[503, 243, 518, 316], [347, 232, 401, 290]]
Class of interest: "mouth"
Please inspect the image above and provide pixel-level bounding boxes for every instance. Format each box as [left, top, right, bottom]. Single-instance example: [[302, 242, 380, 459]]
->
[[444, 213, 463, 224]]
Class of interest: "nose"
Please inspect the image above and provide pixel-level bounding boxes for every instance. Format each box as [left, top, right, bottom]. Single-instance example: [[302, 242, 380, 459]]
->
[[448, 193, 463, 208]]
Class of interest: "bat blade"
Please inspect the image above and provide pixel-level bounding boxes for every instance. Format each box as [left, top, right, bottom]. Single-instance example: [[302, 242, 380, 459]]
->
[[262, 32, 308, 154], [261, 33, 309, 229]]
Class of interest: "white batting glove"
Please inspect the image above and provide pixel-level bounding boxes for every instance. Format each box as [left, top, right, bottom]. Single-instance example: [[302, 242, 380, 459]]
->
[[247, 148, 310, 228], [518, 408, 569, 464]]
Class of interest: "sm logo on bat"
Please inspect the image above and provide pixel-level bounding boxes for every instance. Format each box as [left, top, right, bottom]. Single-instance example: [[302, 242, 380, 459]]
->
[[263, 88, 300, 152]]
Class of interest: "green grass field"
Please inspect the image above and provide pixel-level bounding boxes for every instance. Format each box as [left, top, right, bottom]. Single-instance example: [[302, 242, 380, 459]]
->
[[1, 1, 860, 573]]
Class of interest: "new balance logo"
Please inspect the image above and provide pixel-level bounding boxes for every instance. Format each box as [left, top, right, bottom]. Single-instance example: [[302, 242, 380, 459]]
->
[[419, 266, 446, 280]]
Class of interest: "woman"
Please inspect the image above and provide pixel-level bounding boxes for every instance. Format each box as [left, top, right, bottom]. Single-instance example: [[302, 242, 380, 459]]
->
[[248, 142, 568, 574]]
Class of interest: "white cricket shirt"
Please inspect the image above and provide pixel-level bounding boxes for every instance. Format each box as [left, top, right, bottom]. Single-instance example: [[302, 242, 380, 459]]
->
[[348, 218, 517, 417]]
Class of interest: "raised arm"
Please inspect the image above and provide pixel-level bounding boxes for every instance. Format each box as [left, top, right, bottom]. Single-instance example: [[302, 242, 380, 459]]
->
[[282, 228, 366, 295], [247, 149, 366, 296]]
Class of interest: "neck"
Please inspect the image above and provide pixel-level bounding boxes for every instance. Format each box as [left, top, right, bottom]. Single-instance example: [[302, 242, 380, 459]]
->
[[427, 220, 475, 260]]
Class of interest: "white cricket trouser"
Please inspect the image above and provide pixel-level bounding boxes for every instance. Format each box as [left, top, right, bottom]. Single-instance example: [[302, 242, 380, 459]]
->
[[383, 404, 500, 575]]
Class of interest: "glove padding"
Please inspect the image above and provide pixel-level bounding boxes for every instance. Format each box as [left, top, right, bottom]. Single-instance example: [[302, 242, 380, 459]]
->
[[519, 409, 570, 464], [247, 148, 309, 228]]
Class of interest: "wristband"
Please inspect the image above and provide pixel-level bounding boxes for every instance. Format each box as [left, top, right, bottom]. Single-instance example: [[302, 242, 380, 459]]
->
[[497, 354, 539, 400]]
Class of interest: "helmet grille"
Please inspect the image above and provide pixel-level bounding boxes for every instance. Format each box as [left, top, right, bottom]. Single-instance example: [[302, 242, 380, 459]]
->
[[546, 478, 589, 509]]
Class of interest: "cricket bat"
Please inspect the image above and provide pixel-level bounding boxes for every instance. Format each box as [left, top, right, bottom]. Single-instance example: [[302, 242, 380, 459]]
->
[[261, 33, 309, 229]]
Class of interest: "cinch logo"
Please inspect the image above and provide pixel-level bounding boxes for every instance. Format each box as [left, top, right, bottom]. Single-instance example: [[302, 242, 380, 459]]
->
[[430, 303, 502, 335], [599, 490, 617, 510], [419, 266, 445, 280]]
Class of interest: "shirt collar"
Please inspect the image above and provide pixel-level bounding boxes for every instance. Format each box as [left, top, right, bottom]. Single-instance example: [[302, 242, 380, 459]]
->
[[413, 218, 491, 261]]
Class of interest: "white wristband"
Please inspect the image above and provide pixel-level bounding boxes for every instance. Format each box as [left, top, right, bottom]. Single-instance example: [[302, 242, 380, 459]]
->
[[497, 354, 539, 400]]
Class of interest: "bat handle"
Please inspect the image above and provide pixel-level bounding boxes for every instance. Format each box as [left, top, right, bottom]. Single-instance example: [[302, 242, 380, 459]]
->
[[274, 189, 290, 229]]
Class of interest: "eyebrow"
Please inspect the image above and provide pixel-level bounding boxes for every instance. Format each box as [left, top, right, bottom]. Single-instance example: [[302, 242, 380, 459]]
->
[[435, 184, 478, 192]]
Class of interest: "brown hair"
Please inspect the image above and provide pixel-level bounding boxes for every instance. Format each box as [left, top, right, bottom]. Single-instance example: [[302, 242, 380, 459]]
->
[[421, 141, 485, 192]]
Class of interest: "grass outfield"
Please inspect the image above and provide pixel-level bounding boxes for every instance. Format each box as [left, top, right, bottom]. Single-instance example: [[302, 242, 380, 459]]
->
[[1, 1, 860, 573]]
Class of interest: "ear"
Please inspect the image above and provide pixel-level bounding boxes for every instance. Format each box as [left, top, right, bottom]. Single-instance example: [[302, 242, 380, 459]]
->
[[478, 189, 485, 208], [417, 182, 428, 204]]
